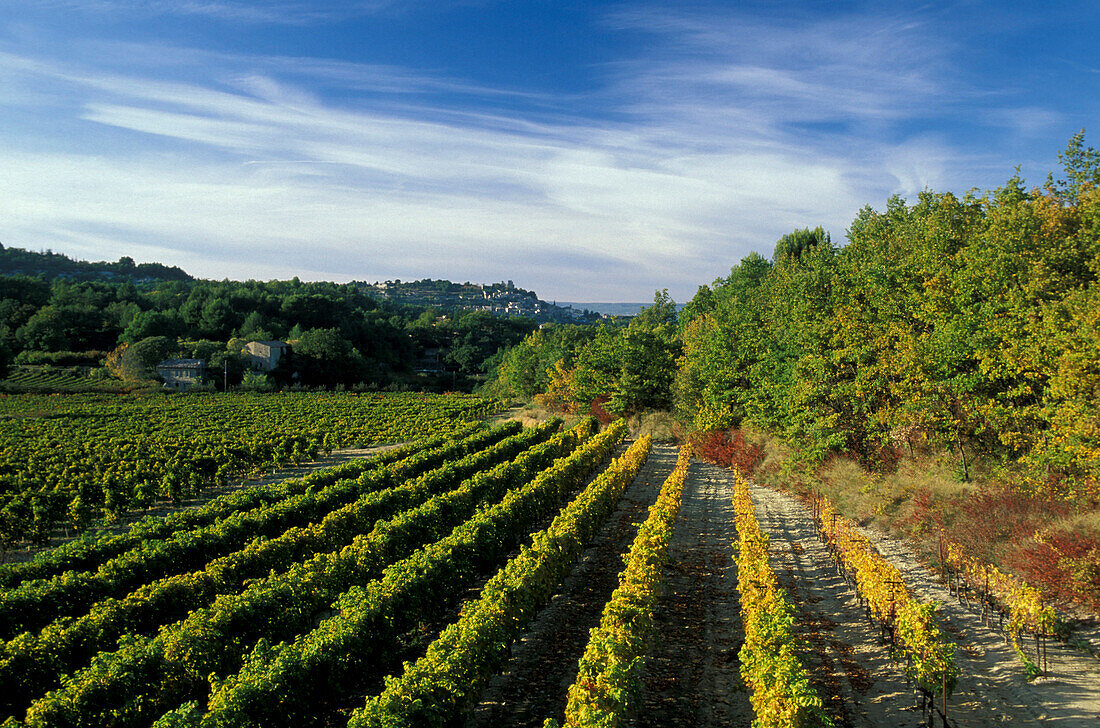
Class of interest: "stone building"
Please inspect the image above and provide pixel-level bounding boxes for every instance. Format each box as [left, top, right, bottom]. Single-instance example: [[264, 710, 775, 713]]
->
[[245, 340, 290, 371], [156, 359, 206, 390]]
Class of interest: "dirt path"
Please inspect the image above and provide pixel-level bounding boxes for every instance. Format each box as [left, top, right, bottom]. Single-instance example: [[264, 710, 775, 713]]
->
[[747, 481, 926, 727], [748, 477, 1100, 726], [465, 443, 679, 728], [636, 458, 753, 728], [856, 524, 1100, 727]]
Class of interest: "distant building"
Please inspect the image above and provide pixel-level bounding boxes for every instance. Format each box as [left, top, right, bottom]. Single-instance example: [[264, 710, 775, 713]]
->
[[245, 340, 290, 371], [157, 359, 206, 390], [416, 347, 444, 374]]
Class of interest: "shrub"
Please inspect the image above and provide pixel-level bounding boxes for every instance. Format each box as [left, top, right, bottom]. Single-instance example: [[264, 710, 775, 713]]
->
[[589, 393, 616, 425], [1011, 528, 1100, 611], [240, 371, 274, 392], [953, 484, 1072, 565], [691, 428, 765, 476]]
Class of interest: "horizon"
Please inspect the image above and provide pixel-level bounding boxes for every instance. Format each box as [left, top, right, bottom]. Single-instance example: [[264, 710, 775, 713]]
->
[[1, 243, 681, 305], [2, 1, 1098, 301]]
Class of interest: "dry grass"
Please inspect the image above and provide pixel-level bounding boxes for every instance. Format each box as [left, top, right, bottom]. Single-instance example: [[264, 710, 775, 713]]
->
[[820, 456, 974, 531], [1062, 510, 1100, 536], [627, 411, 680, 442], [495, 402, 590, 430]]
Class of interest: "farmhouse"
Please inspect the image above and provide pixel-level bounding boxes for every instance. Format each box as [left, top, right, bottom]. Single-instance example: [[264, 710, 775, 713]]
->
[[245, 340, 290, 371], [156, 359, 205, 390]]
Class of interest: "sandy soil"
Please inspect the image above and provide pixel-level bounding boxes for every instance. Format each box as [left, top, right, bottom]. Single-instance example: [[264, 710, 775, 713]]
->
[[465, 443, 678, 728], [637, 459, 1100, 727], [747, 475, 1100, 727], [636, 457, 754, 728], [747, 479, 932, 727]]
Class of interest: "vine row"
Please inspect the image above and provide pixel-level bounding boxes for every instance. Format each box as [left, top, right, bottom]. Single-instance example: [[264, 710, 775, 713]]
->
[[553, 446, 689, 728], [0, 420, 560, 719], [0, 421, 519, 637], [350, 430, 652, 728], [939, 533, 1055, 675], [190, 420, 627, 728], [733, 470, 832, 728], [17, 419, 609, 728], [813, 495, 957, 722], [0, 421, 479, 589]]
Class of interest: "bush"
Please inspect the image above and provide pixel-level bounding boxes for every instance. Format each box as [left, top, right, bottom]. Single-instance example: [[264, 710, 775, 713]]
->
[[1011, 528, 1100, 611], [240, 371, 274, 391], [691, 428, 765, 476], [589, 393, 616, 425], [14, 350, 108, 367]]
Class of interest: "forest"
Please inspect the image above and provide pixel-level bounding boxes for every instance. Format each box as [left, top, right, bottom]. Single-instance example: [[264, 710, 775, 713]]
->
[[496, 135, 1100, 475], [0, 268, 537, 390]]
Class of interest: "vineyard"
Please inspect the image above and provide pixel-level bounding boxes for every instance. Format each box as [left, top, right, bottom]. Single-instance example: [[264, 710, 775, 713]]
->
[[0, 392, 498, 547], [1, 394, 1098, 727], [0, 368, 131, 395]]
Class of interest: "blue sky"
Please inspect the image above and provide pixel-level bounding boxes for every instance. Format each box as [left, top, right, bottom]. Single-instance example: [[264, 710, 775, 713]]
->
[[1, 1, 1097, 301]]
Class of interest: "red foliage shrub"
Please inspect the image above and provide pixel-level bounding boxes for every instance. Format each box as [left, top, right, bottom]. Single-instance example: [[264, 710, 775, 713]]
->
[[692, 428, 765, 477], [942, 481, 1100, 610], [1010, 530, 1100, 611], [588, 394, 615, 426], [899, 487, 944, 537], [951, 484, 1072, 564]]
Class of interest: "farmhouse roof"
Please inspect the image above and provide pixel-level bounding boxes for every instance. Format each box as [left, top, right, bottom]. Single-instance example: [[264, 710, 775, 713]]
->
[[158, 358, 205, 368]]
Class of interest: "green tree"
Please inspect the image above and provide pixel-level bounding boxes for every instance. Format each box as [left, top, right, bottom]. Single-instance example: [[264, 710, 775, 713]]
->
[[106, 336, 176, 381], [1047, 129, 1100, 203], [16, 305, 115, 351], [121, 310, 186, 343], [608, 328, 677, 415], [491, 324, 599, 399], [293, 328, 367, 387], [773, 226, 830, 262], [241, 370, 274, 391]]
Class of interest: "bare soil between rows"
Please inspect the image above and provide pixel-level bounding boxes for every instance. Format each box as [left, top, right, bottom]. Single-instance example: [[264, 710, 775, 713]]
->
[[746, 475, 1100, 727], [637, 457, 753, 728], [475, 454, 1100, 727], [465, 443, 679, 728], [747, 478, 928, 727]]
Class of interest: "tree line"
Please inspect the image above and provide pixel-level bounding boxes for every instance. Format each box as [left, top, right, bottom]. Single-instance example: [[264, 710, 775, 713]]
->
[[0, 274, 536, 390], [490, 133, 1100, 484]]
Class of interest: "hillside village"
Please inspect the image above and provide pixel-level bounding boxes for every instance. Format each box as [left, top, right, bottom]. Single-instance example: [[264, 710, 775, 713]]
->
[[364, 279, 606, 324]]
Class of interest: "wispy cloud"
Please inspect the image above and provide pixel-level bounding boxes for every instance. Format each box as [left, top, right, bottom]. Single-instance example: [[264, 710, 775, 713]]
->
[[604, 5, 952, 132], [0, 3, 1075, 299]]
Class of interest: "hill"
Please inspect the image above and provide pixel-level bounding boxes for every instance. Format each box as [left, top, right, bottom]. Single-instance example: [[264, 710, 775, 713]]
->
[[0, 244, 192, 283], [362, 279, 605, 324]]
